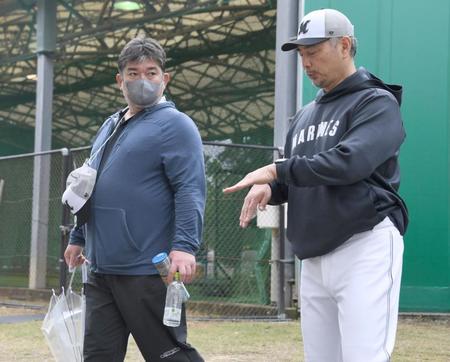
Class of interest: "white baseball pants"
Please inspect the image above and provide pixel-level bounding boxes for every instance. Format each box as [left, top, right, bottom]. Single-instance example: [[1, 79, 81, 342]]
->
[[300, 217, 404, 362]]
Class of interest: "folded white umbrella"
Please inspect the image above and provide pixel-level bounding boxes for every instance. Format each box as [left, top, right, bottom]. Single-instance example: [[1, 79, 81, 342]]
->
[[42, 263, 87, 362]]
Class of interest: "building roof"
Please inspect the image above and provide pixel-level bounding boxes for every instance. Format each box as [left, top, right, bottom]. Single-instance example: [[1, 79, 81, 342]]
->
[[0, 0, 276, 151]]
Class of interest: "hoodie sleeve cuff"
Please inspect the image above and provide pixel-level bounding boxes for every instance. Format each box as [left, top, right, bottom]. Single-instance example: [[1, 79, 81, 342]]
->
[[69, 225, 86, 247], [276, 160, 289, 184], [171, 238, 199, 255]]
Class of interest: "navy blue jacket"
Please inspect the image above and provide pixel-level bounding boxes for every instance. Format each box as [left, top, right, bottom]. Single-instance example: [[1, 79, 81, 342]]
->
[[69, 101, 206, 274], [271, 68, 408, 259]]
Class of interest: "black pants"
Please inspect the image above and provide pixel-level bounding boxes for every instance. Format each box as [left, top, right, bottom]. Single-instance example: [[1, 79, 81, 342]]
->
[[83, 272, 204, 362]]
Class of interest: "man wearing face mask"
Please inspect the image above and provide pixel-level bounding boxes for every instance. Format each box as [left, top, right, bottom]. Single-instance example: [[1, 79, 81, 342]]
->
[[64, 37, 206, 361]]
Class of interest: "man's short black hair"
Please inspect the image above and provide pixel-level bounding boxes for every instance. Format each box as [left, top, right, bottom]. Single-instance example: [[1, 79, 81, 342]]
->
[[118, 37, 166, 73]]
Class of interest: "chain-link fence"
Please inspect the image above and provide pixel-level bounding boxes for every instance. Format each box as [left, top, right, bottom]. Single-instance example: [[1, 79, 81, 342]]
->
[[0, 142, 293, 318], [0, 151, 66, 289]]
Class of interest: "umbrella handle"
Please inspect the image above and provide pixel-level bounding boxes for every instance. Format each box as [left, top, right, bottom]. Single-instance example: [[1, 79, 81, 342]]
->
[[81, 261, 88, 283], [68, 261, 88, 290]]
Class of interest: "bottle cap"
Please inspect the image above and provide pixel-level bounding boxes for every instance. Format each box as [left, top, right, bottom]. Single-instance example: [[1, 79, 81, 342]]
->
[[174, 271, 180, 281], [152, 252, 168, 264]]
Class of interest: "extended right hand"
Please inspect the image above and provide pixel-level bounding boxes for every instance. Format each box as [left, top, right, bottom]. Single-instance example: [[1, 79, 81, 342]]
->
[[64, 244, 85, 270], [238, 184, 272, 228]]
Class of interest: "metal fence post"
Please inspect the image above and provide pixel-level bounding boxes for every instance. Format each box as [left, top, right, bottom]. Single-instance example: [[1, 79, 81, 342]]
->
[[277, 203, 286, 319], [0, 178, 4, 204], [59, 148, 72, 291], [29, 0, 56, 289], [274, 0, 299, 318]]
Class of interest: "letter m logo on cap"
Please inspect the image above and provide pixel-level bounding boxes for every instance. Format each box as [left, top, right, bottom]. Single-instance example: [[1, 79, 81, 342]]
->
[[298, 20, 310, 35]]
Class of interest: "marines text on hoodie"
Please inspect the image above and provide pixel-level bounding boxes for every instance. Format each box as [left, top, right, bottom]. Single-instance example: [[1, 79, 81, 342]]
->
[[271, 67, 408, 259]]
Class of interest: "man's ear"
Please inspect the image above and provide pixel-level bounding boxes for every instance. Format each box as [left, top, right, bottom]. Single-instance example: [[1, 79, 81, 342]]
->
[[116, 73, 123, 90], [163, 72, 171, 87], [341, 37, 352, 58]]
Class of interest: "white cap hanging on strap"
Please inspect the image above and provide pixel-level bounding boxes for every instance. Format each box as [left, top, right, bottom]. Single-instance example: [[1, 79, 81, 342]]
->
[[61, 162, 97, 225], [282, 9, 354, 51]]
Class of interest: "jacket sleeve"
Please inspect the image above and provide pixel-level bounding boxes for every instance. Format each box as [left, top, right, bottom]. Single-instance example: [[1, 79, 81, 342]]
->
[[69, 224, 85, 247], [276, 91, 405, 187], [160, 113, 206, 255]]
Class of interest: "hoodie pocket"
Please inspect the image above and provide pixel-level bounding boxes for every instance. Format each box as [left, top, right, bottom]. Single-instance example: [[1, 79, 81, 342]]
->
[[92, 206, 142, 267]]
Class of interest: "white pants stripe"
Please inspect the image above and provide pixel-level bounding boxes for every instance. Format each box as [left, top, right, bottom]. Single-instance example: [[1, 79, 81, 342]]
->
[[300, 217, 404, 362]]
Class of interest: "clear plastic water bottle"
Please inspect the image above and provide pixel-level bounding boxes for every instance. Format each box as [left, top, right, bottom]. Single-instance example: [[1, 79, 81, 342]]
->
[[152, 252, 191, 301], [163, 272, 183, 327]]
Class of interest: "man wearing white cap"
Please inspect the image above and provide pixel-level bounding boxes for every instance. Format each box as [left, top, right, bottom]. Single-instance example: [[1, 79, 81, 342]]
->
[[224, 9, 408, 362]]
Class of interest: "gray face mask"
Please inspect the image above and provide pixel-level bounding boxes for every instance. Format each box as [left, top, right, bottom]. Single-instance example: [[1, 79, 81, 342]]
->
[[125, 79, 163, 108]]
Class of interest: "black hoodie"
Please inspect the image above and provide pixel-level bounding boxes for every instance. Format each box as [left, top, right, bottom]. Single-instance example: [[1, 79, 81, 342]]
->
[[271, 67, 408, 260]]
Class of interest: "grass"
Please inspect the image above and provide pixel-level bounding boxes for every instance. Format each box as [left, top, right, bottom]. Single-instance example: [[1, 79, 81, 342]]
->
[[188, 321, 301, 361], [0, 312, 449, 361], [394, 318, 450, 361], [0, 274, 60, 289]]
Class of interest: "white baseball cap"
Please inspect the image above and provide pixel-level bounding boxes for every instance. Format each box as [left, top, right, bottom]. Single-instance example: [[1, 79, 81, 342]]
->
[[282, 9, 354, 51], [61, 162, 97, 215]]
